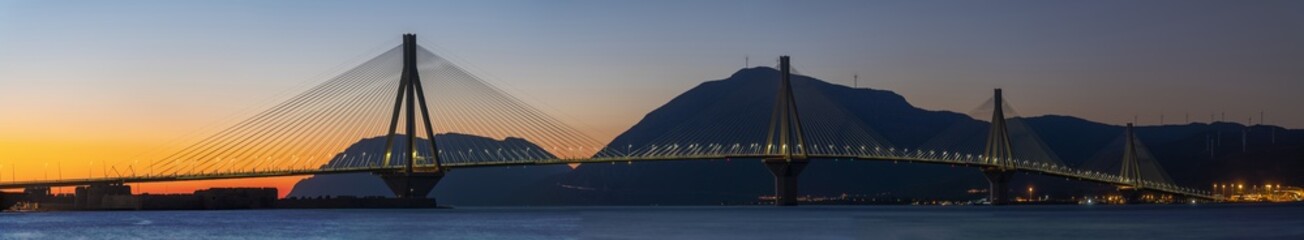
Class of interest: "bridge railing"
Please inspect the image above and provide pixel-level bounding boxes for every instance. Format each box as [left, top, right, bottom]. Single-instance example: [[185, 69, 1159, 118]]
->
[[764, 146, 1214, 199], [1, 146, 1214, 199]]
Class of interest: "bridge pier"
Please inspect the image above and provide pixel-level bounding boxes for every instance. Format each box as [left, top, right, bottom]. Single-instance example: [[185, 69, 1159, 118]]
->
[[1118, 188, 1142, 204], [982, 168, 1014, 205], [378, 172, 444, 201], [1117, 187, 1165, 204], [764, 158, 809, 206]]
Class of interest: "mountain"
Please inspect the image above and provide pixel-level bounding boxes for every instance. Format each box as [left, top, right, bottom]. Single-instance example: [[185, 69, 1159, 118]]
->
[[287, 133, 572, 206], [549, 67, 1304, 204]]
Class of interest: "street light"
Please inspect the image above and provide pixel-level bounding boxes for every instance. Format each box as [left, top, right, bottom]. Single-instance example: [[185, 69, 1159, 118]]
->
[[1027, 187, 1035, 202]]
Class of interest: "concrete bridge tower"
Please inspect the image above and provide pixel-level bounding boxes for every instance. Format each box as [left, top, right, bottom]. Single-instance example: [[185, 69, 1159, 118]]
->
[[763, 56, 810, 206], [377, 34, 446, 201], [1118, 123, 1149, 203], [982, 89, 1016, 205]]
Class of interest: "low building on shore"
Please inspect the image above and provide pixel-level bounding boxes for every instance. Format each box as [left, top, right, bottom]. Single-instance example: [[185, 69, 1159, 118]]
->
[[6, 185, 444, 211], [5, 185, 278, 211]]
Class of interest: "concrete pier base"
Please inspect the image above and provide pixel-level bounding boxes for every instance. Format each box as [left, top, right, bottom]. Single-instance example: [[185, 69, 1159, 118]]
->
[[378, 172, 444, 201], [982, 168, 1014, 205], [1118, 187, 1148, 204], [764, 158, 809, 206]]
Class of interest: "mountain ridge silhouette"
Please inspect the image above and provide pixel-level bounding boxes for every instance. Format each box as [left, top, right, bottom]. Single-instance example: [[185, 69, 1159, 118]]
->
[[290, 67, 1304, 205]]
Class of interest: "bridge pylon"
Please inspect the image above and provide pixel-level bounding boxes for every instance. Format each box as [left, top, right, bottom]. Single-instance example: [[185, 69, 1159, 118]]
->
[[1119, 123, 1142, 189], [981, 88, 1016, 205], [377, 34, 446, 200], [1117, 123, 1149, 203], [763, 56, 809, 206]]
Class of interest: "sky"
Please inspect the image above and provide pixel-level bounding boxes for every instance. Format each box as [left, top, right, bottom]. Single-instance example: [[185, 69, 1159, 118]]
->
[[2, 0, 1303, 195]]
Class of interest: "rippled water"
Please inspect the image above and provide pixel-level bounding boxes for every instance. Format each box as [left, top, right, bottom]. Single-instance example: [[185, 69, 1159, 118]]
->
[[2, 204, 1302, 239]]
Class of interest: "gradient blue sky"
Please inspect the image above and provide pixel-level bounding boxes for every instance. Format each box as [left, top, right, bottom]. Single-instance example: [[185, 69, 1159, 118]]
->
[[3, 0, 1303, 147]]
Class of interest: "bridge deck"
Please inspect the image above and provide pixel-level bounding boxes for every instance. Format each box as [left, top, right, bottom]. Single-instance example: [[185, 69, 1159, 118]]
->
[[0, 153, 1215, 200]]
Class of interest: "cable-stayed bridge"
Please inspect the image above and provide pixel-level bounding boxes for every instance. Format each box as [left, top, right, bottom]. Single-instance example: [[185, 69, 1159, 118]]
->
[[0, 34, 1216, 205]]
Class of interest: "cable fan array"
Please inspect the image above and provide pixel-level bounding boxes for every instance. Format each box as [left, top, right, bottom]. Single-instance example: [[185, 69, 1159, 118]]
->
[[917, 94, 1067, 169], [143, 42, 612, 177], [1080, 130, 1177, 188], [595, 63, 894, 160]]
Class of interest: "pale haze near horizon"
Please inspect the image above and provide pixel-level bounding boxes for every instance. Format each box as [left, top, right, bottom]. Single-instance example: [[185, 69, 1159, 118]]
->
[[2, 0, 1302, 182]]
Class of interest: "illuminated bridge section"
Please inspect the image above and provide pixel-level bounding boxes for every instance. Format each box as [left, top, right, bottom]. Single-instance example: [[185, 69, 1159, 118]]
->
[[0, 34, 1217, 203]]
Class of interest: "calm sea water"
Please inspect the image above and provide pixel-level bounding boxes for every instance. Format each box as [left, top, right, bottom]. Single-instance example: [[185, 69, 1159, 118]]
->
[[2, 204, 1302, 239]]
